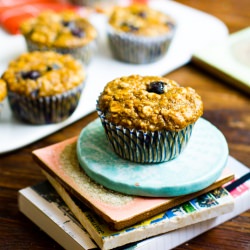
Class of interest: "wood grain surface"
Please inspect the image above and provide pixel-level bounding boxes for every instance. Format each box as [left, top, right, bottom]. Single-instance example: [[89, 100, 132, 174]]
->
[[1, 0, 249, 249]]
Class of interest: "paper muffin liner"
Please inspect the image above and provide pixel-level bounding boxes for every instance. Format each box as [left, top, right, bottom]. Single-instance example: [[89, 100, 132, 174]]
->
[[107, 25, 176, 64], [8, 83, 84, 124], [24, 37, 96, 65], [97, 107, 194, 163]]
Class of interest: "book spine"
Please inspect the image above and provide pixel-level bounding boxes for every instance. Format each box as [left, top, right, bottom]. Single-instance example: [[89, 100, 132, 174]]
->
[[89, 188, 235, 250], [19, 155, 250, 250], [18, 184, 97, 250], [45, 170, 235, 250], [134, 181, 250, 250]]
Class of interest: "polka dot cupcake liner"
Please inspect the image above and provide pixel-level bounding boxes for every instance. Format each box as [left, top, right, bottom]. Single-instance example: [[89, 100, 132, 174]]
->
[[97, 107, 194, 163], [107, 25, 176, 64], [25, 38, 96, 65], [8, 83, 84, 124]]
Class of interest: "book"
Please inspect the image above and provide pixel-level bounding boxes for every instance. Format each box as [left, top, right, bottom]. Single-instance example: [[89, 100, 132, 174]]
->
[[32, 136, 234, 230], [44, 170, 235, 250], [192, 27, 250, 95], [19, 181, 98, 250], [19, 156, 250, 250]]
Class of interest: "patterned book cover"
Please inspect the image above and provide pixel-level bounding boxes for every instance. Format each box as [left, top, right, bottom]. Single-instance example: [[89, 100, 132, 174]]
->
[[32, 136, 234, 230], [44, 170, 235, 250], [18, 156, 250, 250]]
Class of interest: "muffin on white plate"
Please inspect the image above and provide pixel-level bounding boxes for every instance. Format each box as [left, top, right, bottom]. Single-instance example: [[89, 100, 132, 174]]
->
[[107, 4, 176, 64], [1, 51, 86, 124], [20, 11, 98, 65]]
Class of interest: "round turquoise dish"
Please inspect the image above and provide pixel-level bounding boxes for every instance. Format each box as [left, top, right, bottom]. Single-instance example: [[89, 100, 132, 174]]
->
[[76, 118, 228, 197]]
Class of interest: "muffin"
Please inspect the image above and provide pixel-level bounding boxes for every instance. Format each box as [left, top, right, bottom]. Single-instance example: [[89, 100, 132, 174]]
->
[[97, 75, 203, 163], [1, 51, 86, 124], [107, 4, 176, 64], [20, 11, 98, 65]]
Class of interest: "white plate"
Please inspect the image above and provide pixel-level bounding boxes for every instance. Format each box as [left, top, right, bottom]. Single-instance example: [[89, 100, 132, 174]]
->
[[0, 0, 228, 154]]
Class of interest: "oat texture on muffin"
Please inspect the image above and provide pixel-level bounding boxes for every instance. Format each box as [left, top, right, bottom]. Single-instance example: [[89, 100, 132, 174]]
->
[[109, 4, 175, 37], [2, 51, 85, 97], [1, 51, 86, 124], [21, 11, 97, 48], [98, 75, 203, 132], [107, 4, 176, 64], [20, 11, 97, 64]]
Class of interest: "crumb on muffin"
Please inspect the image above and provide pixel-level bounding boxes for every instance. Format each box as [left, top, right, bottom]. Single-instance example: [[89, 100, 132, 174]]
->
[[1, 51, 85, 97], [98, 75, 203, 131], [108, 4, 175, 37], [20, 11, 97, 48]]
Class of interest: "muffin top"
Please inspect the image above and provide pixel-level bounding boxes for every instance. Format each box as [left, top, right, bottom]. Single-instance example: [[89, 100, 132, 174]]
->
[[20, 11, 97, 48], [1, 51, 85, 97], [0, 79, 7, 102], [98, 75, 203, 132], [108, 4, 175, 37]]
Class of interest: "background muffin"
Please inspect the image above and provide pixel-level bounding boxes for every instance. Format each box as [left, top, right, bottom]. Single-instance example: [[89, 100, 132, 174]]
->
[[97, 75, 203, 163], [1, 51, 85, 124], [20, 11, 98, 65], [107, 4, 176, 64]]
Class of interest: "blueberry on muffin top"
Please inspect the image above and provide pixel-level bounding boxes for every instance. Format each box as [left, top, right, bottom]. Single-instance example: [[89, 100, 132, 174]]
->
[[98, 75, 203, 132], [20, 11, 97, 48], [1, 51, 85, 97], [108, 4, 175, 37]]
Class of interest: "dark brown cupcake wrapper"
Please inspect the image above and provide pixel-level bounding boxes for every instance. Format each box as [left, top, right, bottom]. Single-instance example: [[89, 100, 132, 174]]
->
[[24, 38, 96, 65], [107, 25, 176, 64], [8, 83, 84, 124], [96, 106, 194, 163]]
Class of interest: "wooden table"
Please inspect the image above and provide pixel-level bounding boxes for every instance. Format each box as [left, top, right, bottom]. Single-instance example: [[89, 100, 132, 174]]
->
[[1, 0, 249, 249]]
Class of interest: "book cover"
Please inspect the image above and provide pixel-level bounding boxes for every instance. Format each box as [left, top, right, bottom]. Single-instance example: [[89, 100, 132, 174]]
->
[[18, 156, 250, 250], [192, 27, 250, 94], [32, 137, 234, 230], [18, 181, 98, 250], [44, 170, 234, 250]]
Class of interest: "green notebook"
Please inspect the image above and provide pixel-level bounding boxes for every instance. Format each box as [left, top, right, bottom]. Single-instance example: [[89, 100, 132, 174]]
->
[[192, 27, 250, 95]]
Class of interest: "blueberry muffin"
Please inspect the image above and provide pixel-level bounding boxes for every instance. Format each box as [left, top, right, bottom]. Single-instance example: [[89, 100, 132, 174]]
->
[[107, 4, 176, 64], [97, 75, 203, 163], [20, 11, 98, 65], [1, 51, 86, 124]]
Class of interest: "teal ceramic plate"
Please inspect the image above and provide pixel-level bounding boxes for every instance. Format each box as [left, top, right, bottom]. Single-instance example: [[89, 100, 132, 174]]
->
[[77, 118, 228, 197]]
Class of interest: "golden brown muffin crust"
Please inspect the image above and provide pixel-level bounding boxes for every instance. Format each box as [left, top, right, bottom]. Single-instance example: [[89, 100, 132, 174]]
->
[[20, 11, 97, 48], [108, 4, 175, 37], [1, 51, 85, 97], [98, 75, 203, 131]]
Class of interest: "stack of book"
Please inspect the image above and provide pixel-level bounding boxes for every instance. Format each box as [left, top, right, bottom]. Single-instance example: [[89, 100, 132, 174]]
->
[[18, 137, 250, 250]]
